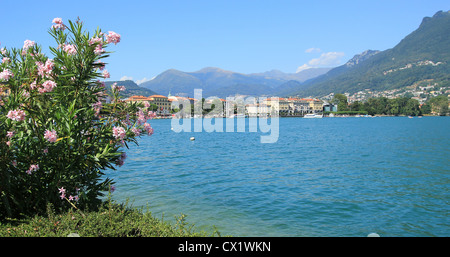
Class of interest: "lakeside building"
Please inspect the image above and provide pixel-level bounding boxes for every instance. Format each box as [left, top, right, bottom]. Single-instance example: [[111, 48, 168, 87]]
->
[[124, 95, 171, 115], [264, 97, 323, 116], [323, 102, 338, 112]]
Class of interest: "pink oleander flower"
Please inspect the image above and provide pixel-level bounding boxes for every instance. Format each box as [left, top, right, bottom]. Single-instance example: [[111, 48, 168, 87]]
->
[[41, 80, 57, 93], [2, 57, 10, 63], [0, 48, 6, 55], [111, 83, 126, 92], [6, 109, 26, 121], [105, 31, 121, 45], [137, 109, 146, 124], [143, 123, 154, 136], [92, 101, 102, 116], [26, 164, 39, 175], [51, 18, 65, 30], [94, 44, 105, 55], [36, 59, 55, 77], [131, 127, 141, 136], [52, 17, 63, 24], [58, 187, 66, 199], [0, 69, 13, 81], [44, 129, 58, 143], [147, 111, 157, 119], [23, 39, 35, 51], [63, 44, 77, 55], [112, 126, 126, 140], [89, 37, 103, 46], [6, 131, 14, 138], [102, 69, 110, 78]]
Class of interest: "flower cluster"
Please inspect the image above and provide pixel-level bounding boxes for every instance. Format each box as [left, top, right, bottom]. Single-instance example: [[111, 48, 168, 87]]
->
[[143, 123, 154, 136], [52, 17, 66, 30], [112, 126, 126, 141], [63, 44, 77, 55], [6, 109, 26, 121], [26, 164, 39, 175], [44, 129, 58, 143], [92, 101, 102, 116], [111, 83, 126, 92], [36, 59, 55, 78], [102, 70, 110, 78], [38, 80, 57, 93], [0, 69, 13, 81], [22, 39, 35, 51], [58, 187, 80, 201], [105, 31, 121, 45]]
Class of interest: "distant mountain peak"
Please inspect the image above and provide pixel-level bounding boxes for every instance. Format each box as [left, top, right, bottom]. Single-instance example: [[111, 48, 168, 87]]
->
[[345, 50, 380, 67], [421, 10, 450, 26]]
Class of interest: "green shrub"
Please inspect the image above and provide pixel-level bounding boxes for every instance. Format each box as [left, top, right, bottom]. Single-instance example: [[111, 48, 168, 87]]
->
[[0, 18, 155, 219], [0, 199, 221, 237]]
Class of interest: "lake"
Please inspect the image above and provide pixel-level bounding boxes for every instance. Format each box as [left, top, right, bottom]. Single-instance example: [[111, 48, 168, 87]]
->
[[106, 116, 449, 237]]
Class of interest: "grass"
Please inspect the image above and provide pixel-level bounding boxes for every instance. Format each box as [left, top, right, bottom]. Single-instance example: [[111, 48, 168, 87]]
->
[[0, 199, 222, 237]]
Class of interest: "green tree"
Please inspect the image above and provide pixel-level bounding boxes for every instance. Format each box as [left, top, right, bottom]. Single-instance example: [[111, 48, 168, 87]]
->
[[427, 95, 449, 115], [332, 93, 348, 111], [404, 98, 421, 116]]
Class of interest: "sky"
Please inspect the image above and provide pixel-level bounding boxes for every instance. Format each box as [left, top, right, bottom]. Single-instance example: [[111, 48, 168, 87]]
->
[[0, 0, 449, 84]]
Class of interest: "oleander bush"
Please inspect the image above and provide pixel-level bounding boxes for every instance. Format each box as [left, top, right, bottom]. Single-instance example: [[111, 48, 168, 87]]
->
[[0, 17, 155, 220]]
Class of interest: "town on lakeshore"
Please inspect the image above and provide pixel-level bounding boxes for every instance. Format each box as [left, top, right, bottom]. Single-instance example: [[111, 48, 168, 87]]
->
[[119, 81, 450, 119]]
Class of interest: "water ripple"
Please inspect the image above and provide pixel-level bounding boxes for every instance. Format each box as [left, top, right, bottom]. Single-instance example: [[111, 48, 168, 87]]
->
[[107, 117, 450, 236]]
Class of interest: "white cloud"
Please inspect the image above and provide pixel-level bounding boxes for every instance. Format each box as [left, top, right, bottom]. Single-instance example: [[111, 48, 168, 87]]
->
[[305, 47, 321, 53], [308, 52, 345, 66], [120, 76, 133, 81], [296, 51, 345, 73], [296, 64, 312, 73], [135, 77, 154, 85]]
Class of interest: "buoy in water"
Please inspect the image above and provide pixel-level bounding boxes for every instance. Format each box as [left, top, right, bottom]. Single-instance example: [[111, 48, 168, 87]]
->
[[190, 137, 195, 141]]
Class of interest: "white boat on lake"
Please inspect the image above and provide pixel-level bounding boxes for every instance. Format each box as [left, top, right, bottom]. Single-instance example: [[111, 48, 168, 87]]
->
[[304, 113, 323, 118]]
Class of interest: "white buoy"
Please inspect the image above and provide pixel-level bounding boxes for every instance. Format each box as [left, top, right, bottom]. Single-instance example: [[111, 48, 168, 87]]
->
[[367, 233, 380, 237], [190, 137, 195, 141]]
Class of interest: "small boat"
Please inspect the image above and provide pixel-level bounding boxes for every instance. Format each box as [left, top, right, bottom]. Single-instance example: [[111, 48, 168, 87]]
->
[[304, 113, 323, 118]]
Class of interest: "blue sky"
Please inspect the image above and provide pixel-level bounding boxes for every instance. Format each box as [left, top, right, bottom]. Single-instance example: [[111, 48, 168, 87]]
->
[[0, 0, 448, 84]]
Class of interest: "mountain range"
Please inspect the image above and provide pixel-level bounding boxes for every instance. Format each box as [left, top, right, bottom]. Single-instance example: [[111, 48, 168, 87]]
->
[[109, 10, 449, 99], [287, 10, 450, 97], [138, 67, 331, 98]]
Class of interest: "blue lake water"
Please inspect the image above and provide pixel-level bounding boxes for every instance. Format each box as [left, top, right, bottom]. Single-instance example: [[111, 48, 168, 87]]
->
[[106, 117, 449, 237]]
